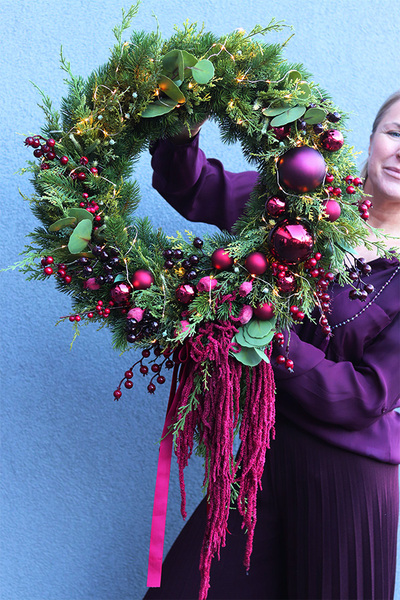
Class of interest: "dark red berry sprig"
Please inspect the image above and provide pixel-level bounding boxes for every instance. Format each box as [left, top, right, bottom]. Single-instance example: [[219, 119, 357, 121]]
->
[[347, 257, 374, 301], [113, 345, 174, 400]]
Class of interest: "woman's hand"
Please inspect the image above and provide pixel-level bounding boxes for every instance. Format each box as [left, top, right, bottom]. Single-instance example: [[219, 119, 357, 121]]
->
[[170, 117, 209, 144]]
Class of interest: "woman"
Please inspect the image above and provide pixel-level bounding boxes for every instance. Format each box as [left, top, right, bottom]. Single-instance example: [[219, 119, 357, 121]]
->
[[145, 92, 400, 600]]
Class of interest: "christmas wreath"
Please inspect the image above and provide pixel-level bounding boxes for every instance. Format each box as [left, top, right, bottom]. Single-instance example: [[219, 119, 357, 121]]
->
[[18, 4, 390, 598]]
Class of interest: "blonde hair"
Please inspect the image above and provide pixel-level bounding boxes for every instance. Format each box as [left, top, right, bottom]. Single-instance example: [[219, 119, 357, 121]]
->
[[360, 90, 400, 179]]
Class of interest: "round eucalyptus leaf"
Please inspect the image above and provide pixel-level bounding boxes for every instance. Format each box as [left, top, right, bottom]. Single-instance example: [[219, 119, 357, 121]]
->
[[296, 81, 311, 99], [262, 103, 292, 117], [67, 219, 93, 254], [158, 75, 186, 104], [232, 345, 263, 367], [68, 207, 94, 223], [286, 70, 302, 84], [303, 107, 326, 124], [141, 98, 178, 118], [246, 317, 276, 340], [233, 329, 253, 349], [270, 105, 306, 127], [191, 59, 215, 84], [162, 49, 184, 81], [48, 217, 76, 232], [182, 50, 198, 70]]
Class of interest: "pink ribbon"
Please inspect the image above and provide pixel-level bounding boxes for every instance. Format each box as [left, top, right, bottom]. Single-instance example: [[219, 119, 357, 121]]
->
[[146, 347, 189, 588]]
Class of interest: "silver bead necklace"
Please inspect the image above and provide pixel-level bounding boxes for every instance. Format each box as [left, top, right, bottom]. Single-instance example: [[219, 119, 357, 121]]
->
[[331, 264, 400, 330]]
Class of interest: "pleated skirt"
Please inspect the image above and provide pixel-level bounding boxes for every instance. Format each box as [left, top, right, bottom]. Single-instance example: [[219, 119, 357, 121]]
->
[[144, 415, 399, 600]]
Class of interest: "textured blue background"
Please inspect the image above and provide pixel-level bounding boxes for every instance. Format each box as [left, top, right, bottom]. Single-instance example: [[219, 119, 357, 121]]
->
[[1, 1, 399, 598]]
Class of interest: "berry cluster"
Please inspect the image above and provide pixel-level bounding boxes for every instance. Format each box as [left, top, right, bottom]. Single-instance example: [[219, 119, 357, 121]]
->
[[126, 309, 159, 344], [113, 345, 174, 399], [162, 237, 204, 281], [348, 258, 374, 301], [91, 245, 122, 287]]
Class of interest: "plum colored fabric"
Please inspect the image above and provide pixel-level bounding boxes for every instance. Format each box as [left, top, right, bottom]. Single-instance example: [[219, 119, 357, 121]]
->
[[150, 135, 400, 464]]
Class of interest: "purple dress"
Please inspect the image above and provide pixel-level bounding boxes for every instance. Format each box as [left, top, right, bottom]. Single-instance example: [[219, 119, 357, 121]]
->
[[144, 135, 400, 600]]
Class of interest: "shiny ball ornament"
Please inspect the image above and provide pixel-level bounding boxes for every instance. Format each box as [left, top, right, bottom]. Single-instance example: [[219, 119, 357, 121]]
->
[[211, 248, 234, 271], [276, 273, 297, 293], [277, 146, 326, 193], [175, 283, 196, 304], [253, 302, 275, 320], [265, 196, 286, 217], [320, 129, 344, 152], [268, 219, 314, 265], [110, 282, 132, 304], [244, 252, 268, 276], [132, 269, 154, 290], [322, 199, 341, 222]]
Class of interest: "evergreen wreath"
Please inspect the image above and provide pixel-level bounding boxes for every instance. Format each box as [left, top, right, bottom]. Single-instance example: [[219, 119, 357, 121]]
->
[[18, 4, 393, 598]]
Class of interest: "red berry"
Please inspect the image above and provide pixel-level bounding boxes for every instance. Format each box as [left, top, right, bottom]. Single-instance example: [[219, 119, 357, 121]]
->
[[353, 177, 363, 186], [320, 316, 329, 326], [64, 275, 72, 284], [60, 156, 69, 165], [147, 383, 156, 394], [79, 202, 86, 207], [273, 332, 285, 345], [25, 137, 34, 146], [31, 139, 41, 148], [276, 355, 286, 365], [125, 370, 133, 379], [46, 152, 56, 161], [44, 266, 53, 275], [290, 305, 299, 315], [327, 186, 334, 193], [41, 144, 50, 154], [314, 253, 322, 261], [90, 167, 98, 176], [332, 187, 342, 196], [310, 268, 320, 278], [40, 163, 50, 170], [308, 257, 317, 268], [325, 173, 334, 183], [113, 389, 122, 400], [324, 272, 335, 282], [57, 269, 66, 278], [344, 175, 354, 183], [317, 279, 329, 291], [361, 211, 369, 221], [75, 315, 81, 322], [80, 156, 89, 165], [95, 215, 102, 222], [87, 312, 94, 319], [156, 375, 166, 384], [165, 360, 174, 369], [142, 349, 151, 358], [33, 149, 43, 158], [296, 311, 305, 321], [285, 358, 294, 370], [103, 308, 110, 315], [82, 193, 89, 200], [97, 300, 103, 306], [140, 365, 149, 375], [69, 315, 75, 322], [77, 172, 86, 181], [346, 185, 356, 194], [322, 325, 332, 336], [363, 199, 372, 208], [151, 364, 161, 373], [124, 380, 134, 389], [47, 138, 56, 147]]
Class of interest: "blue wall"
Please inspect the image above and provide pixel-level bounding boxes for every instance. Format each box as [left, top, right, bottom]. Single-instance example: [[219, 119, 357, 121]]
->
[[1, 0, 399, 598]]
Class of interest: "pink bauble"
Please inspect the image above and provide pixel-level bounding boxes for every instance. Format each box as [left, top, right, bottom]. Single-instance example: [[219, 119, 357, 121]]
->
[[268, 219, 314, 265], [211, 248, 234, 271], [253, 302, 275, 320], [132, 269, 154, 290], [175, 284, 196, 304], [265, 196, 286, 217], [276, 273, 296, 293], [323, 199, 341, 221], [277, 146, 326, 193], [110, 282, 132, 304], [244, 252, 268, 275], [320, 129, 344, 152]]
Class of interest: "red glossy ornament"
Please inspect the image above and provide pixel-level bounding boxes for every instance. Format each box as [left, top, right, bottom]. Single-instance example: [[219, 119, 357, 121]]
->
[[320, 129, 344, 152], [253, 302, 275, 320], [276, 273, 296, 293], [277, 146, 326, 193], [245, 252, 268, 275], [322, 199, 341, 222], [132, 269, 154, 290], [265, 196, 286, 217], [211, 248, 234, 271], [175, 283, 196, 304], [268, 219, 314, 265], [110, 282, 132, 303]]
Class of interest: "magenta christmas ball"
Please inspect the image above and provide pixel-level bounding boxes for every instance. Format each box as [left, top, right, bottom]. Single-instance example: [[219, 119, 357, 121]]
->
[[268, 219, 314, 265], [132, 269, 154, 290], [265, 196, 286, 217], [253, 302, 275, 320], [320, 129, 344, 152], [244, 252, 268, 275], [175, 284, 196, 304], [211, 248, 234, 271], [277, 146, 326, 193], [323, 199, 341, 221], [110, 282, 132, 304], [276, 273, 297, 293]]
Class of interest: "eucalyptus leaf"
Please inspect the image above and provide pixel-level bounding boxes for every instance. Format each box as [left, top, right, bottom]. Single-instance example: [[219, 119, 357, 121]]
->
[[67, 219, 93, 254], [246, 317, 276, 339], [114, 274, 126, 283], [158, 75, 186, 104], [303, 107, 326, 124], [296, 81, 311, 99], [233, 329, 254, 349], [286, 70, 302, 84], [191, 59, 214, 84], [241, 326, 272, 348], [232, 345, 263, 367], [68, 207, 94, 223], [48, 217, 76, 232], [262, 103, 292, 117], [162, 49, 184, 81], [141, 98, 178, 118], [182, 50, 198, 69], [270, 105, 306, 127], [254, 347, 270, 363]]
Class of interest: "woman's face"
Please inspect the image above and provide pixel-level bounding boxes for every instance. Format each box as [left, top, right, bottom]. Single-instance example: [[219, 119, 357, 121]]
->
[[364, 99, 400, 204]]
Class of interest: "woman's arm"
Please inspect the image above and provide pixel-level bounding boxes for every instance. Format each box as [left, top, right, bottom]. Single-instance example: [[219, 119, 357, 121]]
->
[[273, 314, 400, 431], [150, 134, 258, 232]]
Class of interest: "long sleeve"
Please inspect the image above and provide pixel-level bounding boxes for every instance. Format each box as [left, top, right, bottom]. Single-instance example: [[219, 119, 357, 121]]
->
[[273, 313, 400, 431], [150, 135, 259, 233]]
